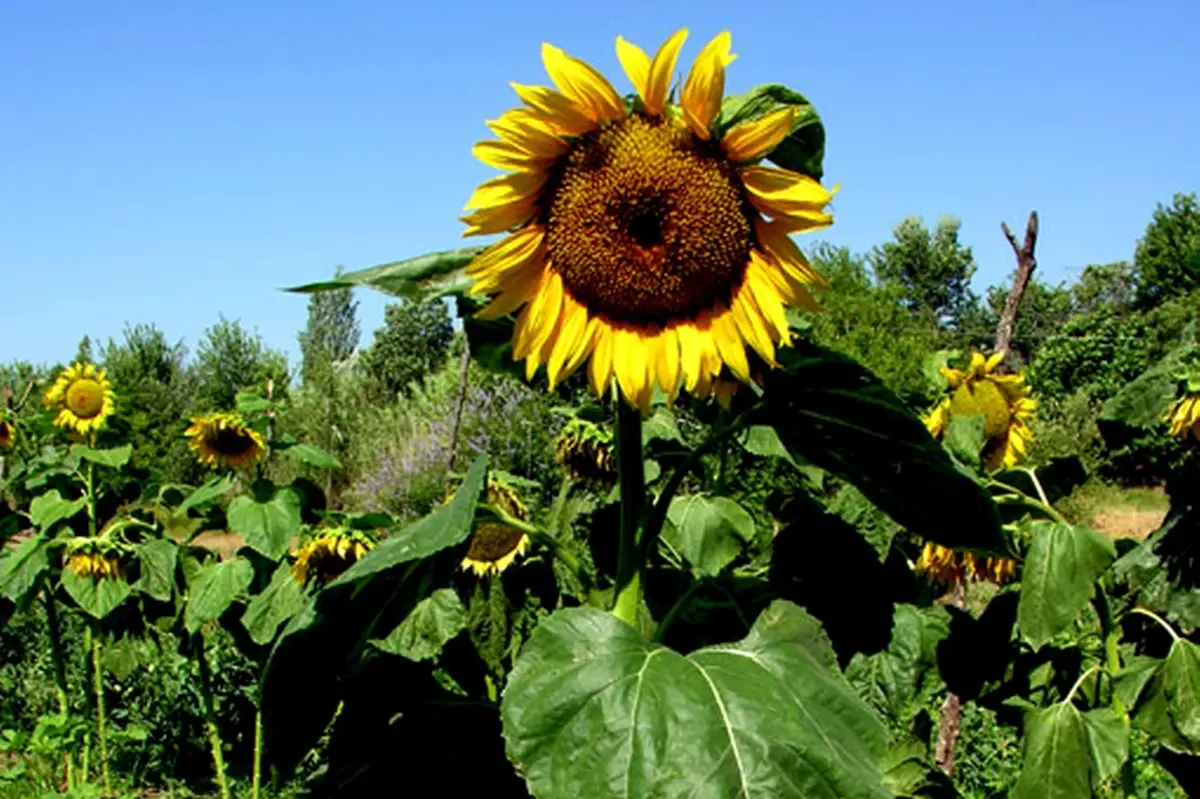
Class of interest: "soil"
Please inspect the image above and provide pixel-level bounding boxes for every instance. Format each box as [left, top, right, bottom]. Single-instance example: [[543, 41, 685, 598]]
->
[[1090, 508, 1168, 540]]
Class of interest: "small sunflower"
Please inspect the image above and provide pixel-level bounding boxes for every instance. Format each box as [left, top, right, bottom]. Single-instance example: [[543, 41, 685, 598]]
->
[[463, 29, 835, 409], [915, 541, 1016, 588], [462, 476, 532, 577], [925, 351, 1037, 470], [1164, 393, 1200, 441], [44, 362, 116, 437], [63, 538, 126, 581], [184, 413, 267, 470], [292, 528, 374, 586], [0, 416, 14, 450], [555, 418, 617, 489]]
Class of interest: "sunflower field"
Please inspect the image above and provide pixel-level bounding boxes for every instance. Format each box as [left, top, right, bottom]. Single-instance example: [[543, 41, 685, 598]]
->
[[4, 27, 1200, 799]]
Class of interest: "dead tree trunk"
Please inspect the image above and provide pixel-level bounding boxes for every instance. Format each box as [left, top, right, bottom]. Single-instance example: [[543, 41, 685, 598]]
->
[[935, 210, 1040, 778]]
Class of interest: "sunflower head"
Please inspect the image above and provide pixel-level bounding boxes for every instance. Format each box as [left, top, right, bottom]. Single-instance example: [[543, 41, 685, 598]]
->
[[915, 541, 1016, 588], [63, 538, 125, 581], [292, 528, 374, 586], [458, 475, 532, 577], [463, 29, 835, 410], [0, 416, 14, 450], [925, 351, 1037, 470], [184, 413, 267, 470], [555, 418, 617, 490], [44, 363, 116, 438], [1164, 394, 1200, 441]]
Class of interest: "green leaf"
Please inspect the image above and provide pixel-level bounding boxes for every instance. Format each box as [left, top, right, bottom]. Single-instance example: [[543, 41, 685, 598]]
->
[[716, 84, 826, 179], [760, 343, 1005, 553], [242, 562, 307, 646], [372, 588, 467, 661], [286, 247, 481, 302], [135, 539, 177, 603], [280, 443, 343, 471], [184, 558, 254, 634], [1017, 521, 1115, 650], [502, 600, 889, 798], [70, 444, 132, 469], [61, 571, 132, 620], [641, 407, 683, 445], [736, 425, 797, 467], [1113, 501, 1200, 632], [879, 738, 956, 799], [664, 494, 755, 576], [827, 485, 901, 561], [1115, 655, 1163, 708], [102, 636, 140, 681], [27, 490, 86, 532], [845, 604, 950, 726], [1099, 345, 1189, 429], [0, 537, 49, 603], [1012, 703, 1092, 799], [178, 475, 236, 515], [328, 455, 488, 587], [1081, 707, 1129, 787], [943, 413, 986, 470], [235, 391, 271, 415], [1134, 639, 1200, 753], [227, 488, 302, 561]]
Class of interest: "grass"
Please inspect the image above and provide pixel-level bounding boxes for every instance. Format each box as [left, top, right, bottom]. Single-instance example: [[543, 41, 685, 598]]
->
[[1056, 479, 1170, 540]]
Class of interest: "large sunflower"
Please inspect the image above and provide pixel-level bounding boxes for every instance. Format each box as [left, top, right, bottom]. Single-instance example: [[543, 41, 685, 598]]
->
[[1165, 393, 1200, 441], [184, 413, 266, 470], [44, 362, 116, 437], [463, 29, 835, 409], [926, 351, 1037, 471]]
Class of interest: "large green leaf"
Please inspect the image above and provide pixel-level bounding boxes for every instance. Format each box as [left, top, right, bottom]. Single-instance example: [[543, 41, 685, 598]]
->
[[826, 485, 901, 561], [242, 562, 307, 646], [641, 407, 683, 446], [1133, 639, 1200, 754], [1081, 707, 1129, 787], [879, 738, 956, 799], [943, 413, 986, 471], [1113, 501, 1200, 632], [1099, 344, 1190, 429], [1013, 702, 1128, 798], [372, 588, 467, 661], [28, 490, 86, 532], [62, 571, 132, 619], [664, 495, 755, 576], [502, 600, 889, 798], [846, 604, 950, 727], [135, 539, 178, 603], [759, 343, 1005, 554], [71, 444, 133, 469], [716, 84, 826, 180], [227, 488, 302, 561], [286, 247, 482, 302], [328, 455, 487, 587], [185, 558, 254, 634], [0, 537, 49, 603], [178, 475, 236, 515], [1017, 521, 1115, 650], [280, 443, 343, 471]]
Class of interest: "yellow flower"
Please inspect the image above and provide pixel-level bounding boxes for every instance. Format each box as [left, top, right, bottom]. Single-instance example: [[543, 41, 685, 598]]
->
[[44, 363, 116, 437], [0, 417, 14, 450], [184, 413, 266, 470], [462, 476, 532, 577], [925, 351, 1037, 470], [462, 29, 835, 410], [554, 419, 617, 490], [292, 529, 374, 586], [66, 551, 124, 581], [915, 541, 1016, 587], [1164, 393, 1200, 440]]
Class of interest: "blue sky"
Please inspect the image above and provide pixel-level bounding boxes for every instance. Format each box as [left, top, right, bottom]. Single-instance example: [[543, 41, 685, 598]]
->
[[2, 0, 1197, 368]]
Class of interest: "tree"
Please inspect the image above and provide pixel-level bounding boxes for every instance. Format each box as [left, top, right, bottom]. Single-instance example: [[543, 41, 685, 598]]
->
[[1069, 261, 1136, 315], [74, 335, 95, 365], [1133, 192, 1200, 304], [194, 316, 290, 411], [959, 278, 1073, 367], [870, 216, 977, 331], [298, 270, 360, 386], [362, 300, 454, 398]]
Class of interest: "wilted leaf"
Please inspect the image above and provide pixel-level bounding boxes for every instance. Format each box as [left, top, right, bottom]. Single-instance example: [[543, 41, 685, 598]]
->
[[135, 539, 178, 603], [716, 84, 826, 179], [286, 247, 481, 302]]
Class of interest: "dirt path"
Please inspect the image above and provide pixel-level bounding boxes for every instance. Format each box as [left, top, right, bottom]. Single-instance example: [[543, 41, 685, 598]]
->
[[1090, 508, 1168, 540]]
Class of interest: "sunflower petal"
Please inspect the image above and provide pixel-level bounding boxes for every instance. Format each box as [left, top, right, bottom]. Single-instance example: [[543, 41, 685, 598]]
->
[[471, 140, 545, 172], [615, 36, 650, 103], [655, 327, 681, 401], [711, 308, 750, 381], [755, 218, 830, 289], [547, 296, 590, 388], [681, 31, 734, 140], [463, 171, 548, 212], [460, 199, 537, 236], [722, 107, 797, 163], [510, 83, 598, 136], [541, 43, 626, 122], [644, 29, 688, 116], [486, 111, 568, 158], [589, 325, 615, 396], [740, 166, 834, 221], [466, 226, 545, 276]]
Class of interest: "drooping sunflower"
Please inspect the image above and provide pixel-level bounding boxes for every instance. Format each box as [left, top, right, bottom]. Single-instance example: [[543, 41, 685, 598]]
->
[[555, 418, 617, 489], [462, 29, 835, 409], [462, 476, 532, 577], [925, 351, 1037, 470], [292, 528, 374, 586], [915, 541, 1016, 588], [184, 413, 267, 470], [0, 415, 14, 450], [44, 362, 116, 437], [63, 538, 126, 581], [1164, 393, 1200, 441]]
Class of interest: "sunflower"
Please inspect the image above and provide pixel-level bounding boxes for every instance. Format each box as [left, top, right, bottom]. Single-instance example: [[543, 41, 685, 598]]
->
[[0, 416, 14, 450], [462, 29, 835, 409], [63, 537, 126, 581], [1164, 393, 1200, 441], [555, 418, 617, 489], [925, 351, 1037, 470], [292, 529, 374, 586], [184, 413, 267, 470], [915, 541, 1016, 588], [44, 362, 116, 437], [462, 476, 532, 577]]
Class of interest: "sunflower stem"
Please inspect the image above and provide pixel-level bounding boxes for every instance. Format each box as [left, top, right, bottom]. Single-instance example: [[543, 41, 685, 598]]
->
[[252, 707, 263, 799], [43, 592, 74, 787], [612, 397, 645, 627], [194, 634, 232, 799], [89, 626, 112, 798]]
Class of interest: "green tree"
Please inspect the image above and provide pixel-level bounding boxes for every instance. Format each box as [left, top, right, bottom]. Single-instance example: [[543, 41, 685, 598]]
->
[[298, 269, 360, 385], [99, 324, 199, 483], [362, 299, 454, 398], [1069, 261, 1136, 315], [869, 216, 977, 331], [1133, 191, 1200, 304], [959, 278, 1073, 366], [194, 316, 290, 411], [74, 335, 95, 365]]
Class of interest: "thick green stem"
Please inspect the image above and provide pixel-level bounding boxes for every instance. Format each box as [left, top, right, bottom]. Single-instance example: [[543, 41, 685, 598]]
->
[[252, 707, 263, 799], [43, 593, 71, 717], [89, 628, 112, 798], [85, 461, 97, 538], [195, 636, 232, 799], [612, 399, 645, 626]]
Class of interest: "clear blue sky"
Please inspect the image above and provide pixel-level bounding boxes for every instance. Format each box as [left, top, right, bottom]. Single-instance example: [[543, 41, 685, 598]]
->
[[2, 0, 1197, 368]]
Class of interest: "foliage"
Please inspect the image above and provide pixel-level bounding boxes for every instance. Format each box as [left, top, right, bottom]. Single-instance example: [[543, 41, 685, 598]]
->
[[194, 316, 290, 411], [870, 216, 977, 331], [360, 298, 454, 398], [297, 268, 360, 386], [1134, 192, 1200, 305]]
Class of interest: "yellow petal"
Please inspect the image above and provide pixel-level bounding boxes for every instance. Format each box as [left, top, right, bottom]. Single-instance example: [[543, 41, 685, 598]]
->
[[985, 351, 1005, 372], [744, 254, 792, 342], [589, 325, 615, 396], [486, 111, 568, 159], [613, 328, 649, 407], [614, 36, 650, 105], [510, 83, 598, 136], [541, 43, 625, 121], [755, 218, 830, 289], [560, 316, 600, 384], [468, 250, 544, 296], [465, 226, 545, 276], [476, 262, 545, 319], [547, 296, 590, 388], [722, 107, 797, 163], [463, 171, 548, 212], [740, 166, 834, 221], [730, 286, 776, 365], [681, 31, 734, 140], [513, 269, 563, 361], [711, 308, 750, 380], [460, 199, 537, 237], [643, 29, 689, 116], [677, 322, 703, 391], [471, 140, 544, 172], [655, 327, 681, 401]]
